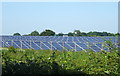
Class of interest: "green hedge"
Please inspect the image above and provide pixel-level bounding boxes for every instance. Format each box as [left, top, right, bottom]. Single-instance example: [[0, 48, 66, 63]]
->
[[1, 47, 120, 75]]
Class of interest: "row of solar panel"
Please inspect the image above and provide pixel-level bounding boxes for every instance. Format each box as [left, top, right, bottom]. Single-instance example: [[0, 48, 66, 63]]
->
[[0, 36, 119, 51], [0, 36, 119, 43], [1, 40, 115, 52]]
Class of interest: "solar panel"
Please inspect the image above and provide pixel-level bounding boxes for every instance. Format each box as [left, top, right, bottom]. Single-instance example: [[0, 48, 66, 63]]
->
[[0, 36, 119, 51]]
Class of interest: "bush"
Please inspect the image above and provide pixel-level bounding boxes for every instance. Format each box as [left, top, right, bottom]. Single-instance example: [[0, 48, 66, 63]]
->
[[8, 46, 16, 53], [2, 46, 120, 75]]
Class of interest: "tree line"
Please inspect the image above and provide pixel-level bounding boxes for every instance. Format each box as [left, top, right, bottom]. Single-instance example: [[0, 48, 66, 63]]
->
[[13, 29, 120, 37]]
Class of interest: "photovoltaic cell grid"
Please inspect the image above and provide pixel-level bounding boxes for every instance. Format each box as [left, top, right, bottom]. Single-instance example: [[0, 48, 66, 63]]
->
[[0, 36, 119, 52]]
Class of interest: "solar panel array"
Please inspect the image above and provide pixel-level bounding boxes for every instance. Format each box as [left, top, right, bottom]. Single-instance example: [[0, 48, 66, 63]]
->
[[0, 36, 119, 52]]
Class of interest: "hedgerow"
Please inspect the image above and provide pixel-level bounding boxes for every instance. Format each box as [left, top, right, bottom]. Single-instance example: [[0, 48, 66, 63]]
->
[[1, 46, 120, 75]]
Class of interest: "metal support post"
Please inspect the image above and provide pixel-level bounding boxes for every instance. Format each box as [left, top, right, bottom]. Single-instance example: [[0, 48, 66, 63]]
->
[[51, 41, 52, 50], [20, 40, 22, 49], [30, 40, 32, 49], [102, 42, 104, 50], [62, 41, 64, 50], [11, 40, 13, 46], [74, 41, 76, 51], [40, 41, 42, 50]]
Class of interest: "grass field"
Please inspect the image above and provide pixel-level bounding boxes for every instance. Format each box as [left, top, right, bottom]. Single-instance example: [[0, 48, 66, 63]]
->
[[1, 46, 120, 75]]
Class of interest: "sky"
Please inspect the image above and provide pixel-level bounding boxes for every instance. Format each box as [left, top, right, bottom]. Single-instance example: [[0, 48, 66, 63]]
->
[[1, 2, 118, 35], [1, 0, 119, 2]]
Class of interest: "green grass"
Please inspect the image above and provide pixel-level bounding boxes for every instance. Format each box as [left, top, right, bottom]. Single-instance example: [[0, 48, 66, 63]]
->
[[1, 46, 120, 75]]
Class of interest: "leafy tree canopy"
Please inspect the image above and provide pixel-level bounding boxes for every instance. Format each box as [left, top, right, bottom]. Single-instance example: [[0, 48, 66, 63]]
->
[[40, 29, 55, 36], [13, 29, 119, 37], [13, 33, 21, 36], [81, 32, 87, 36], [30, 30, 39, 36], [74, 30, 81, 36], [68, 32, 74, 36], [57, 33, 64, 36]]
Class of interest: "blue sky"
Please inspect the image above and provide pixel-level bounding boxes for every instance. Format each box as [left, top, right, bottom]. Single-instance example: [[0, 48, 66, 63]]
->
[[2, 2, 118, 35]]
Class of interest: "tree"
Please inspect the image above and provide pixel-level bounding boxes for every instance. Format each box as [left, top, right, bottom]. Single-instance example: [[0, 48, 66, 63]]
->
[[74, 30, 81, 36], [107, 33, 115, 36], [13, 33, 21, 36], [81, 32, 87, 36], [115, 33, 120, 37], [87, 31, 100, 36], [102, 32, 108, 36], [68, 32, 74, 36], [30, 30, 39, 36], [40, 29, 55, 36], [22, 34, 29, 36], [57, 33, 64, 36]]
